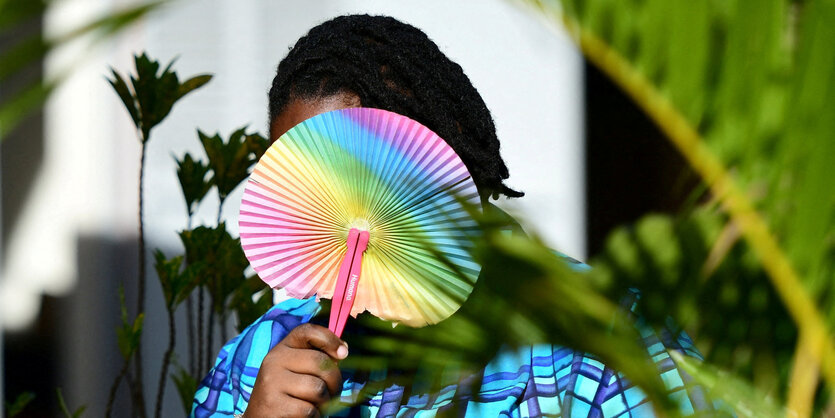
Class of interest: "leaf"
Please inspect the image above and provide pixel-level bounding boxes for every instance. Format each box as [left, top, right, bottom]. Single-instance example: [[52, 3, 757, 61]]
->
[[172, 366, 198, 415], [229, 275, 273, 332], [670, 351, 783, 418], [0, 33, 49, 80], [592, 209, 797, 386], [328, 208, 678, 409], [246, 131, 270, 160], [178, 74, 213, 99], [176, 261, 207, 306], [0, 0, 46, 30], [154, 249, 185, 308], [115, 287, 145, 359], [131, 52, 179, 140], [0, 79, 54, 138], [1, 2, 163, 139], [179, 224, 249, 312], [56, 388, 87, 418], [175, 153, 212, 216], [199, 127, 267, 202], [107, 69, 139, 128], [154, 249, 206, 309], [106, 52, 212, 142], [5, 391, 35, 417], [515, 0, 835, 411]]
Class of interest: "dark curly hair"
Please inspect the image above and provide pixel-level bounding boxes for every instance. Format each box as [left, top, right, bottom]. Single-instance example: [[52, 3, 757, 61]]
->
[[268, 14, 522, 200]]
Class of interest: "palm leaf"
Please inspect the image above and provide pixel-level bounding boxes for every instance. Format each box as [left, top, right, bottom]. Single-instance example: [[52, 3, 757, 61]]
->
[[0, 0, 164, 138], [512, 0, 835, 414]]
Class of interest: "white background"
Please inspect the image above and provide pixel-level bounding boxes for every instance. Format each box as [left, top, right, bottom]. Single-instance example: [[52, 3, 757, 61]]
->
[[2, 0, 583, 413]]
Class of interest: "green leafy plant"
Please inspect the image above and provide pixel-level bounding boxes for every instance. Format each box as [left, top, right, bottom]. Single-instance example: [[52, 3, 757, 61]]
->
[[106, 53, 212, 418], [106, 287, 144, 416], [98, 1, 835, 415], [107, 52, 270, 415], [509, 0, 835, 415], [160, 125, 270, 413]]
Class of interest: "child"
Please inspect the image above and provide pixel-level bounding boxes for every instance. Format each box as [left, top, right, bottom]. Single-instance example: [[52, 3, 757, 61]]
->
[[192, 15, 718, 417]]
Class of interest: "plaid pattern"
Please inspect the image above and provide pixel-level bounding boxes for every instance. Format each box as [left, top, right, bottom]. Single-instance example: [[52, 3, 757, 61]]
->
[[192, 258, 727, 417]]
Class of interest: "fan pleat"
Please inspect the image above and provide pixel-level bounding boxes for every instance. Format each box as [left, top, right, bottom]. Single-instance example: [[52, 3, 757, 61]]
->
[[252, 163, 343, 228], [240, 108, 481, 327], [239, 191, 337, 231]]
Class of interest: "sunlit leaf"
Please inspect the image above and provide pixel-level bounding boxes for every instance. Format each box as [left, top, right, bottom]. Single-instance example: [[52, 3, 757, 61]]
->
[[515, 0, 835, 412], [670, 351, 783, 418]]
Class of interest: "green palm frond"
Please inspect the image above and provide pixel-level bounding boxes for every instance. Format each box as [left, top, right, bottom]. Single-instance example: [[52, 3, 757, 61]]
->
[[0, 0, 164, 138], [512, 0, 835, 414]]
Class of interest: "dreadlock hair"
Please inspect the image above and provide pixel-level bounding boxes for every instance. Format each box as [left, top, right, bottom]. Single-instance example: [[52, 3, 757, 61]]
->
[[268, 14, 523, 200]]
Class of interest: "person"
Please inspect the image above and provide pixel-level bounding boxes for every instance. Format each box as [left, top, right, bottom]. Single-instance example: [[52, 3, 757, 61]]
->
[[192, 15, 721, 417]]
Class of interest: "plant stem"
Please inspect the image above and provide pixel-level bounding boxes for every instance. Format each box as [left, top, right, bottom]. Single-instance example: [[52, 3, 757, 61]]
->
[[186, 214, 197, 378], [205, 198, 225, 370], [788, 331, 820, 418], [134, 137, 148, 417], [105, 356, 131, 417], [217, 198, 224, 225], [124, 368, 139, 418], [187, 294, 196, 377], [220, 310, 228, 347], [154, 308, 176, 418], [206, 291, 216, 372], [197, 287, 205, 377]]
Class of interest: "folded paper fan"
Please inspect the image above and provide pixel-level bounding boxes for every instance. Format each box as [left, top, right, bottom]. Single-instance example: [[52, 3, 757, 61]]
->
[[239, 107, 481, 335]]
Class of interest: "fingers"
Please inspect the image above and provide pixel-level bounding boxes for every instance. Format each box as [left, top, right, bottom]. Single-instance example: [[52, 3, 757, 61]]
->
[[284, 323, 349, 360], [246, 372, 323, 418], [247, 324, 348, 417], [282, 349, 343, 397], [284, 371, 333, 405], [277, 395, 321, 418]]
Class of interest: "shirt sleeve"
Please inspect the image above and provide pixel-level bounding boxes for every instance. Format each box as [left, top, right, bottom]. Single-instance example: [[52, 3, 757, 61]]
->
[[190, 297, 321, 417]]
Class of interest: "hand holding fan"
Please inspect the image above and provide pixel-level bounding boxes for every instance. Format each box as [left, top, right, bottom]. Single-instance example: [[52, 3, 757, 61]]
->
[[239, 108, 481, 336]]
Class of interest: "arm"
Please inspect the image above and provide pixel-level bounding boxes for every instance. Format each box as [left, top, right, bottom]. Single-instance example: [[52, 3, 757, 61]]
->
[[192, 297, 346, 417]]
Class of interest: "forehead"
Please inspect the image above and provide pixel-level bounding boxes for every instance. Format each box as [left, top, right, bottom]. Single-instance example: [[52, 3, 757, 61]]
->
[[269, 94, 362, 141]]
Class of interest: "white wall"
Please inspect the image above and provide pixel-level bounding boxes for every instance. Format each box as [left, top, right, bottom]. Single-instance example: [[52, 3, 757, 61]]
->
[[1, 0, 584, 414], [2, 0, 584, 338], [140, 0, 586, 255]]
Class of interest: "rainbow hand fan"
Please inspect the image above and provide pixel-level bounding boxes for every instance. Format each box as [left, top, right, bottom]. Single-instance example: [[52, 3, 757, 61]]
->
[[239, 108, 481, 336]]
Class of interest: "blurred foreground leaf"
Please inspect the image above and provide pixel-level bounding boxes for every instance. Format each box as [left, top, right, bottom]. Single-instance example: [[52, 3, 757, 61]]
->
[[335, 205, 677, 411], [515, 0, 835, 412], [0, 0, 164, 138], [671, 351, 784, 418]]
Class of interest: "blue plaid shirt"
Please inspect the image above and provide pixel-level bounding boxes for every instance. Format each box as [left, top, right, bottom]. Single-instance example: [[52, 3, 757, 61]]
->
[[192, 261, 725, 417]]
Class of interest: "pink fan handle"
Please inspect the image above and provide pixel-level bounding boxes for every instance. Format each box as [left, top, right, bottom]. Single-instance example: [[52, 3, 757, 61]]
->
[[328, 228, 370, 337]]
